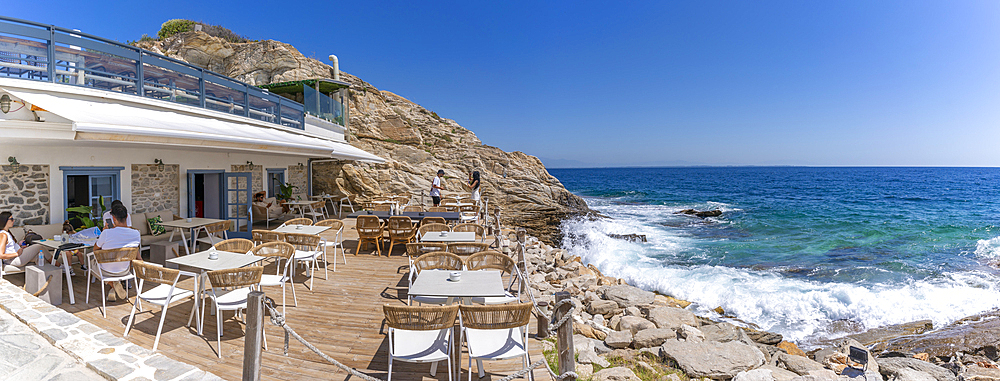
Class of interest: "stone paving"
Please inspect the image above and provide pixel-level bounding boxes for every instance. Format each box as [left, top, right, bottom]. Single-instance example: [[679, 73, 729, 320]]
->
[[0, 306, 103, 381], [0, 279, 221, 381]]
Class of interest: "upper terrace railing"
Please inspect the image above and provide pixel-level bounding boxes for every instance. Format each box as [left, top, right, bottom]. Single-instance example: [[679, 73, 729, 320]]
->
[[0, 16, 304, 129]]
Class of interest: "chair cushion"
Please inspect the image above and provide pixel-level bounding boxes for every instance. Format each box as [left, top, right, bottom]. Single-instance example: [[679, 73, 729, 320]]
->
[[147, 216, 166, 236], [209, 287, 252, 310], [131, 213, 149, 235], [464, 327, 527, 360], [138, 284, 194, 306], [391, 329, 451, 362], [259, 274, 290, 287]]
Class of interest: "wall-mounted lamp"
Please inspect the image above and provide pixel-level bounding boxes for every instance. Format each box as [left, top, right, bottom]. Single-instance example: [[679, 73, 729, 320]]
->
[[0, 95, 10, 114], [246, 161, 255, 170], [7, 156, 20, 174], [297, 162, 305, 169], [154, 158, 164, 171]]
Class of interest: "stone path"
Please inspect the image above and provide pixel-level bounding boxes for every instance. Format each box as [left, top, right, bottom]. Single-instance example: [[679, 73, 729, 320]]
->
[[0, 307, 104, 381]]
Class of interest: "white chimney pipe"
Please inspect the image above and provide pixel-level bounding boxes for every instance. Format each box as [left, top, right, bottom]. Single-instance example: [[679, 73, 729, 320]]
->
[[328, 54, 340, 81]]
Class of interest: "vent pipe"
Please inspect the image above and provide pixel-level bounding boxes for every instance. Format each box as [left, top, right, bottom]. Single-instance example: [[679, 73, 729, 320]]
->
[[328, 55, 340, 81]]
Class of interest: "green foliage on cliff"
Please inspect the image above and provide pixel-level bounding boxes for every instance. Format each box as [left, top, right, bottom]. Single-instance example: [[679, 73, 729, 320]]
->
[[158, 19, 195, 39], [157, 19, 250, 43]]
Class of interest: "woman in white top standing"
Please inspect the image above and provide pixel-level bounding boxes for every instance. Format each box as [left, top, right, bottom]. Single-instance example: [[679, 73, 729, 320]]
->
[[466, 171, 481, 204], [0, 211, 44, 268]]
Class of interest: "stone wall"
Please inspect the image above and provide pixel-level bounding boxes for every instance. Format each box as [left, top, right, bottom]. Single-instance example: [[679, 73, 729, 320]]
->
[[287, 165, 308, 200], [0, 164, 50, 225], [230, 164, 263, 193], [130, 164, 179, 215]]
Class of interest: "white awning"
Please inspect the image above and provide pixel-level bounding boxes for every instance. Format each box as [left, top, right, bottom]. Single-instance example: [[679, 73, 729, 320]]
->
[[2, 88, 384, 163]]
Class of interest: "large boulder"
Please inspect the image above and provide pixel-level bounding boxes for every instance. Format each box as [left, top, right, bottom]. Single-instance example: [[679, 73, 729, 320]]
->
[[619, 316, 656, 335], [593, 367, 641, 381], [605, 330, 633, 349], [578, 349, 611, 368], [678, 324, 706, 343], [600, 285, 655, 308], [746, 330, 784, 345], [659, 339, 766, 379], [702, 322, 752, 343], [759, 364, 801, 381], [734, 369, 777, 381], [776, 352, 827, 376], [881, 311, 1000, 359], [647, 307, 699, 330], [588, 300, 619, 315], [877, 358, 957, 381], [633, 328, 676, 349], [964, 365, 1000, 381]]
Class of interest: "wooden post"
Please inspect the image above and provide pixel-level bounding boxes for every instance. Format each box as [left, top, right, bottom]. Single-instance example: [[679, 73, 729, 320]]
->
[[242, 291, 265, 381], [554, 291, 575, 380], [535, 301, 549, 339]]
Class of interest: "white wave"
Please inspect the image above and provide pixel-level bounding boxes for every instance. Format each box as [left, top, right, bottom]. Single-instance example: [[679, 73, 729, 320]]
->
[[562, 212, 1000, 345], [974, 236, 1000, 260]]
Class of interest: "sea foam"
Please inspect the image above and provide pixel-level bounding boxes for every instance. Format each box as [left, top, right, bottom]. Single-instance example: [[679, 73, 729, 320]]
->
[[562, 197, 1000, 345]]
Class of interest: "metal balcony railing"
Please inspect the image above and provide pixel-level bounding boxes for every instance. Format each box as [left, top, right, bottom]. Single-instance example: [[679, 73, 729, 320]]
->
[[0, 16, 305, 129]]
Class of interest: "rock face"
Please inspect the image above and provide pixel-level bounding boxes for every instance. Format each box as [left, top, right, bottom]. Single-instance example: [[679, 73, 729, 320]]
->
[[880, 312, 1000, 359], [135, 31, 591, 245], [659, 339, 766, 379]]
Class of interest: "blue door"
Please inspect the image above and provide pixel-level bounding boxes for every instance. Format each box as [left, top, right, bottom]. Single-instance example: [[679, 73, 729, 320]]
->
[[224, 172, 252, 239]]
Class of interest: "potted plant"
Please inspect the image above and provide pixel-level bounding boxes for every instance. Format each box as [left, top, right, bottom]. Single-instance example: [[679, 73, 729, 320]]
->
[[66, 196, 107, 231]]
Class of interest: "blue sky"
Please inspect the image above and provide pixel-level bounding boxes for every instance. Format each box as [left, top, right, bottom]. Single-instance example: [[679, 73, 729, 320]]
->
[[14, 1, 1000, 167]]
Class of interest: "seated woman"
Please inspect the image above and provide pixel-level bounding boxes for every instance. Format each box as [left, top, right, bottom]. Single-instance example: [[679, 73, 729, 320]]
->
[[0, 211, 48, 269]]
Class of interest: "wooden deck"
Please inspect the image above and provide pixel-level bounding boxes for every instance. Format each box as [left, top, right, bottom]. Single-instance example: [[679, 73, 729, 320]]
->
[[7, 218, 550, 381]]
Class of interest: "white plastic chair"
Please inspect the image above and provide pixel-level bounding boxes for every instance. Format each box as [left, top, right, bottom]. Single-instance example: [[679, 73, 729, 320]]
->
[[338, 195, 356, 217], [282, 232, 326, 289], [203, 266, 264, 358], [195, 220, 231, 251], [252, 242, 297, 315], [303, 200, 328, 222], [315, 219, 346, 271], [124, 260, 196, 351], [459, 303, 534, 381], [383, 304, 460, 381], [86, 247, 139, 317]]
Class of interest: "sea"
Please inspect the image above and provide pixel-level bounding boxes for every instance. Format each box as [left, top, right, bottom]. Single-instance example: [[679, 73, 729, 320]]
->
[[548, 167, 1000, 347]]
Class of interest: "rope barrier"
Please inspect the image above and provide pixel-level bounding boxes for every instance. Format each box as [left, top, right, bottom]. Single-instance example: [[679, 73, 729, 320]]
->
[[258, 257, 580, 381]]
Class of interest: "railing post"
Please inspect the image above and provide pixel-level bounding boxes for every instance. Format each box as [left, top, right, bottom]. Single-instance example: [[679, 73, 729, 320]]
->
[[555, 291, 575, 380], [535, 301, 549, 339], [242, 291, 264, 381], [47, 26, 55, 82]]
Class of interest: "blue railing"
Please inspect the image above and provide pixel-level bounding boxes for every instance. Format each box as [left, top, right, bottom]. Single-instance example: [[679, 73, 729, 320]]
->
[[0, 16, 305, 129]]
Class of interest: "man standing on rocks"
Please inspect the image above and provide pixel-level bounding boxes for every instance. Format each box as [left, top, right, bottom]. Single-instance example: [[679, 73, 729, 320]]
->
[[430, 169, 445, 206]]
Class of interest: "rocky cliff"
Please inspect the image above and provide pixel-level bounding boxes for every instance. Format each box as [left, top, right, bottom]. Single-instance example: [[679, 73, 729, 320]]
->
[[135, 31, 590, 245]]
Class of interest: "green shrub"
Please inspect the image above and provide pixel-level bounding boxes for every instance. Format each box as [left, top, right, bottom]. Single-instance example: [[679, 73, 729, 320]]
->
[[158, 19, 195, 39]]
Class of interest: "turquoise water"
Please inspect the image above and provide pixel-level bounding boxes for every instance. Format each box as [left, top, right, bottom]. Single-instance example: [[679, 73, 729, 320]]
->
[[549, 167, 1000, 345]]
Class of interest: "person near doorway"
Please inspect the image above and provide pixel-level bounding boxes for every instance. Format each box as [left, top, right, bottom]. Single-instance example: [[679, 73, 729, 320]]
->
[[101, 200, 132, 229], [94, 204, 140, 301], [430, 170, 445, 206]]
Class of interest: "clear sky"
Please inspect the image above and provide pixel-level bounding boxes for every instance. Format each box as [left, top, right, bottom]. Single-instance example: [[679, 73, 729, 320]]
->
[[13, 1, 1000, 166]]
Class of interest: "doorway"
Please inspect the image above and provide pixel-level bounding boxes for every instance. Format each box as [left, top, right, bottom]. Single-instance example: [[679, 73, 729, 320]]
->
[[266, 168, 285, 198], [61, 167, 122, 227], [187, 170, 224, 219]]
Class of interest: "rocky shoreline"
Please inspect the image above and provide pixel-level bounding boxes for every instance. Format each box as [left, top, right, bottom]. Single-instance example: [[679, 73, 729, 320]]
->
[[518, 237, 1000, 381]]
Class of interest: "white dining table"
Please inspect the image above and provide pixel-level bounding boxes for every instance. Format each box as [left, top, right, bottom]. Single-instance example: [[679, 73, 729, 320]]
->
[[408, 269, 506, 304], [282, 200, 316, 219], [37, 239, 92, 304], [159, 218, 226, 256], [167, 249, 264, 334], [272, 225, 330, 235], [419, 231, 476, 243]]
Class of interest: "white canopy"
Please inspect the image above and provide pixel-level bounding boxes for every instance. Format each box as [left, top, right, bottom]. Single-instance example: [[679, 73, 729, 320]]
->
[[3, 87, 384, 163]]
